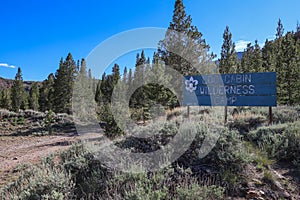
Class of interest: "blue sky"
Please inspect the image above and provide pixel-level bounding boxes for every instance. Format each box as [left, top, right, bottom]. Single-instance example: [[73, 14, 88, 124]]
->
[[0, 0, 299, 81]]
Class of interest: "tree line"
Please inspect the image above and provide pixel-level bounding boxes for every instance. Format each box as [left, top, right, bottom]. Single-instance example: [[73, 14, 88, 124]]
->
[[219, 19, 300, 105], [1, 0, 299, 132], [0, 53, 95, 114]]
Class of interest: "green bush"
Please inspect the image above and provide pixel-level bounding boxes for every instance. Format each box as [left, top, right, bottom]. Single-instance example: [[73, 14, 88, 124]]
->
[[248, 121, 300, 166], [176, 184, 225, 200], [178, 123, 252, 170], [228, 114, 266, 133], [105, 167, 225, 200], [98, 103, 124, 139], [250, 106, 300, 124], [59, 143, 111, 199], [0, 156, 75, 200]]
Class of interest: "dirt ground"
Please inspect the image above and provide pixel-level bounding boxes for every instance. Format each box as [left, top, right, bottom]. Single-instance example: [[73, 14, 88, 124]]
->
[[0, 133, 102, 188]]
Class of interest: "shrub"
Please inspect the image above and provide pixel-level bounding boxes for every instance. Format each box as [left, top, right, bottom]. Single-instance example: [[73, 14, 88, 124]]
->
[[250, 106, 300, 124], [248, 121, 300, 166], [0, 156, 75, 200], [228, 113, 266, 133], [105, 167, 225, 200], [98, 103, 124, 139], [176, 184, 225, 200], [59, 143, 111, 199]]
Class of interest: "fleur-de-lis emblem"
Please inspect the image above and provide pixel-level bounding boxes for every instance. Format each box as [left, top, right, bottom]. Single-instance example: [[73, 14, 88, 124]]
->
[[185, 77, 198, 93]]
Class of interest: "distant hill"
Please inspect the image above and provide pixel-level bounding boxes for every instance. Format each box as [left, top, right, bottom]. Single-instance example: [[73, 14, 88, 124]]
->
[[0, 77, 40, 92], [0, 77, 13, 89]]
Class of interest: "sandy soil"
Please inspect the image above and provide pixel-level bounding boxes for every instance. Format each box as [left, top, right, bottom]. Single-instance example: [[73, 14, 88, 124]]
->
[[0, 133, 102, 188]]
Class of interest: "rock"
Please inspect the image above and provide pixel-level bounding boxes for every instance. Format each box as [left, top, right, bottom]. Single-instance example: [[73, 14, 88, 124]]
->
[[272, 180, 284, 191], [13, 157, 18, 160], [259, 190, 265, 196], [253, 178, 264, 186], [272, 169, 286, 180], [246, 190, 260, 199], [279, 191, 290, 199]]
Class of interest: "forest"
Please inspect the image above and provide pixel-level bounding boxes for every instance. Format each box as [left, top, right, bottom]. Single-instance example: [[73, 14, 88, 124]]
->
[[1, 0, 300, 199]]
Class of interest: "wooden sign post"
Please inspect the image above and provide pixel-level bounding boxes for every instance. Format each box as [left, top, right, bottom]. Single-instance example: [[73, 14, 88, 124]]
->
[[269, 106, 273, 125]]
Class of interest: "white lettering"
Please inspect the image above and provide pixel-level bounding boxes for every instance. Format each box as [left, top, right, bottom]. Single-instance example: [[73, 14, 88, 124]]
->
[[249, 85, 255, 94]]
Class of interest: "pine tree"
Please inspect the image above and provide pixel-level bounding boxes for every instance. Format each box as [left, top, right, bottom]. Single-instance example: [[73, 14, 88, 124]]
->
[[294, 38, 300, 103], [95, 79, 102, 103], [131, 51, 146, 107], [240, 41, 262, 73], [295, 21, 300, 40], [1, 89, 11, 110], [149, 52, 176, 109], [276, 19, 284, 39], [240, 43, 253, 73], [279, 32, 298, 105], [158, 0, 213, 108], [159, 0, 212, 75], [97, 66, 124, 138], [252, 40, 263, 72], [128, 68, 133, 90], [112, 63, 121, 85], [262, 39, 276, 72], [274, 20, 285, 104], [29, 82, 39, 110], [39, 73, 55, 112], [73, 58, 96, 122], [11, 67, 26, 112], [123, 67, 128, 83], [219, 26, 239, 74], [53, 53, 77, 114]]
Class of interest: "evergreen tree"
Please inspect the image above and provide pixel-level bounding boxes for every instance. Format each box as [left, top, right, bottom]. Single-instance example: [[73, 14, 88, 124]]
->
[[97, 66, 124, 138], [128, 68, 133, 90], [295, 21, 300, 40], [53, 53, 77, 114], [279, 32, 298, 105], [95, 79, 102, 103], [39, 73, 55, 112], [252, 40, 263, 72], [79, 58, 87, 76], [73, 58, 96, 123], [294, 38, 300, 103], [123, 67, 128, 83], [131, 51, 146, 108], [262, 39, 276, 72], [159, 0, 212, 75], [100, 73, 111, 104], [240, 41, 262, 73], [29, 82, 39, 110], [219, 26, 239, 73], [112, 63, 121, 85], [240, 43, 253, 73], [276, 19, 284, 39], [158, 0, 213, 108], [1, 89, 11, 110], [11, 67, 26, 112], [149, 52, 177, 108]]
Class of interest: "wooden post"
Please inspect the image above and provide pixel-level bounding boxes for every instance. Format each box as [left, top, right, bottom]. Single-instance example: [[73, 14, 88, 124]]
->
[[142, 107, 145, 124], [269, 106, 273, 125], [224, 106, 228, 124], [187, 106, 190, 119]]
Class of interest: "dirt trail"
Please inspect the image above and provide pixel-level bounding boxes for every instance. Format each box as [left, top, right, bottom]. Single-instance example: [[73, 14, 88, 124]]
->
[[0, 133, 102, 188]]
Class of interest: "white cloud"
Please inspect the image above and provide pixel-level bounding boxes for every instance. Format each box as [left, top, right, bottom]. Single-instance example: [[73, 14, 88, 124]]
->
[[235, 40, 251, 52], [0, 63, 16, 69]]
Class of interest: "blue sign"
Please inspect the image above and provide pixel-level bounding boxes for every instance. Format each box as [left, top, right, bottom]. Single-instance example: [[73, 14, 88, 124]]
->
[[183, 72, 277, 106]]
